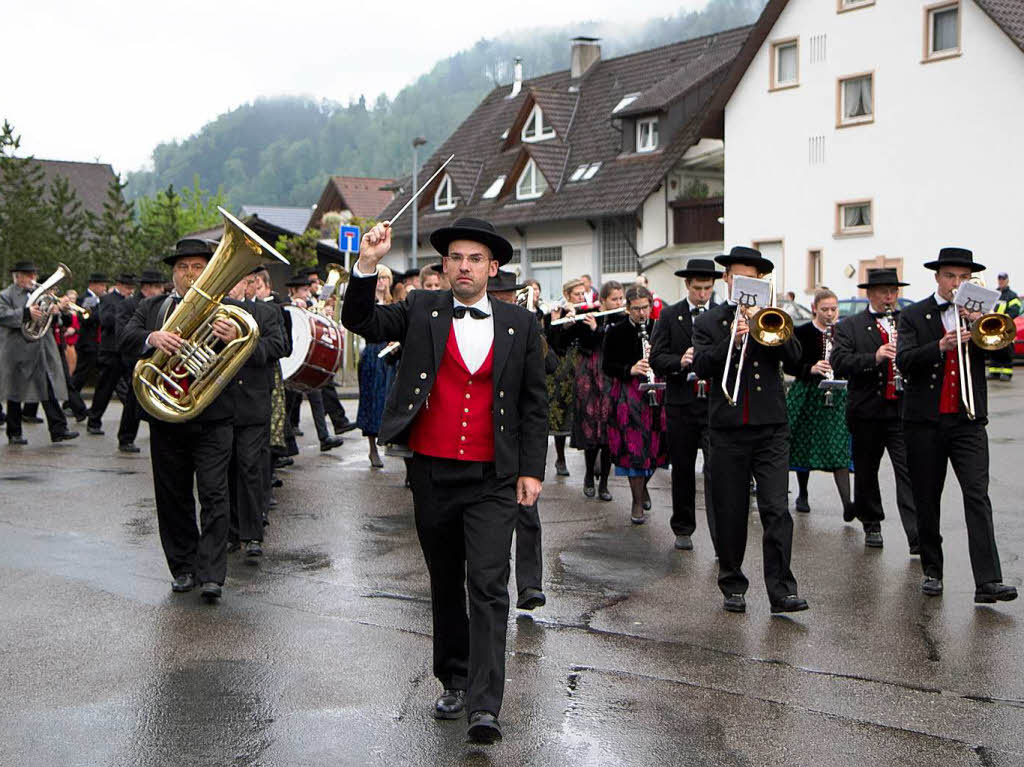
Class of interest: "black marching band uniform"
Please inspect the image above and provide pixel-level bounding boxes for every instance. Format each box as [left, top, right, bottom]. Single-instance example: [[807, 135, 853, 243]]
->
[[342, 217, 548, 743], [650, 258, 720, 552], [88, 274, 136, 441], [69, 273, 106, 406], [895, 247, 1016, 603], [692, 247, 807, 613], [830, 268, 918, 551]]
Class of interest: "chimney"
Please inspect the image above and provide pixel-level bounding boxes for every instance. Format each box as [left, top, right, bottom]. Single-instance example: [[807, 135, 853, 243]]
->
[[571, 37, 601, 79], [509, 57, 523, 99]]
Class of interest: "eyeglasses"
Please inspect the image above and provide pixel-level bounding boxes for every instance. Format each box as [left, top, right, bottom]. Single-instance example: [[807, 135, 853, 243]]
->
[[445, 254, 490, 266]]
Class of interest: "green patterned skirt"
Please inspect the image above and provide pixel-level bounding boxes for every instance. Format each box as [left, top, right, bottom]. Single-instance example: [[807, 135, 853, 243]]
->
[[270, 363, 286, 449], [547, 347, 579, 436], [786, 379, 851, 471]]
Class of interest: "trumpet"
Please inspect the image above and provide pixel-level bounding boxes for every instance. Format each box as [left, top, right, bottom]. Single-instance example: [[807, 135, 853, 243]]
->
[[721, 279, 793, 406], [951, 287, 1015, 420]]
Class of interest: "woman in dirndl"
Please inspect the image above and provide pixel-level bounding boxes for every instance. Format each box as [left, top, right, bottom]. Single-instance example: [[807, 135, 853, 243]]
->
[[784, 287, 853, 518], [570, 280, 625, 501], [602, 284, 668, 525], [545, 278, 590, 476], [356, 265, 399, 468]]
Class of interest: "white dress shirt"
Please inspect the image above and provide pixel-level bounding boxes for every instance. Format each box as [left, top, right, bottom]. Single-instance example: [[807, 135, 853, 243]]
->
[[933, 291, 957, 332]]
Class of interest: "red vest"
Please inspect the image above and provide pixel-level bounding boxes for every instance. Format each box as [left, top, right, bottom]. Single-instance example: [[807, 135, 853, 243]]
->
[[408, 327, 495, 462], [876, 322, 898, 401], [939, 349, 960, 415]]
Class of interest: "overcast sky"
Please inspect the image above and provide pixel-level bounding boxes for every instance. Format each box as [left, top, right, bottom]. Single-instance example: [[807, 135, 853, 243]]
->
[[6, 0, 704, 175]]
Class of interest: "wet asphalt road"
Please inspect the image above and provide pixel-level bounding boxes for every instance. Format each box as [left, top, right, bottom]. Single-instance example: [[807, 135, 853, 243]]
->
[[1, 385, 1022, 767]]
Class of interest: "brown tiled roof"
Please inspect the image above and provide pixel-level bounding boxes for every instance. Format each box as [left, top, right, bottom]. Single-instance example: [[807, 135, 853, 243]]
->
[[308, 175, 395, 229], [382, 25, 753, 237], [975, 0, 1024, 52], [35, 159, 117, 218]]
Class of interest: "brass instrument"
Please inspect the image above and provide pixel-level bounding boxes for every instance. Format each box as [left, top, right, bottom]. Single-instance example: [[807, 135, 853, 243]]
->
[[64, 300, 90, 321], [515, 285, 535, 313], [133, 207, 289, 423], [950, 286, 1015, 420], [637, 322, 664, 405], [817, 322, 847, 407], [22, 263, 72, 341], [314, 263, 350, 323], [884, 304, 904, 392], [721, 279, 794, 406]]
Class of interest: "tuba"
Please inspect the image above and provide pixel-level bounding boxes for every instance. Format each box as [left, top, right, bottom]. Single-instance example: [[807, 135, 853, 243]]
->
[[133, 207, 289, 423], [22, 263, 72, 341], [313, 263, 350, 324]]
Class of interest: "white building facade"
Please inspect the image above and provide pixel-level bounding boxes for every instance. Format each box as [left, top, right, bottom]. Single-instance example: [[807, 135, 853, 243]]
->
[[723, 0, 1024, 303]]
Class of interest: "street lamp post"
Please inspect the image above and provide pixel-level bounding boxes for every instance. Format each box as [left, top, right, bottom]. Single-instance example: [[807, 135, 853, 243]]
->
[[411, 137, 427, 269]]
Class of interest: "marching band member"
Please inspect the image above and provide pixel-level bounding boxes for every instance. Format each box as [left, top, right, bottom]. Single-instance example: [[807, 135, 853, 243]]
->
[[692, 247, 806, 614], [342, 216, 547, 744], [650, 258, 721, 552], [831, 268, 918, 552], [896, 247, 1017, 604], [784, 288, 854, 521], [356, 264, 399, 468], [0, 260, 78, 445], [602, 285, 668, 525], [67, 271, 107, 410], [572, 280, 624, 502], [545, 278, 588, 477], [254, 268, 292, 498], [114, 269, 166, 453], [86, 273, 136, 437], [119, 239, 238, 601]]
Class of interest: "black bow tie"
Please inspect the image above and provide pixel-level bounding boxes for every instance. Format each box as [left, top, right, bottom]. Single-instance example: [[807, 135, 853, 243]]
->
[[453, 305, 489, 320], [691, 307, 705, 317], [935, 302, 951, 311]]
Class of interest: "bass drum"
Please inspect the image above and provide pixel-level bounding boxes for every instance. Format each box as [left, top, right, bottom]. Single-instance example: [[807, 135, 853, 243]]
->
[[280, 305, 344, 392]]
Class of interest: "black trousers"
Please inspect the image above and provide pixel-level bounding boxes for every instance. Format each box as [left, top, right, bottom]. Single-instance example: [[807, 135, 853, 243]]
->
[[70, 347, 98, 395], [117, 382, 142, 445], [709, 424, 798, 602], [6, 380, 67, 438], [904, 418, 1002, 586], [322, 384, 349, 428], [149, 419, 233, 584], [59, 346, 88, 417], [666, 404, 715, 547], [514, 503, 543, 593], [286, 389, 331, 442], [229, 422, 270, 543], [849, 418, 917, 545], [88, 352, 123, 427], [408, 454, 518, 717]]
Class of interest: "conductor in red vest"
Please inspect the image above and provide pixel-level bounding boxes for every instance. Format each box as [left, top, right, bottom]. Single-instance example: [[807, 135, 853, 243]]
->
[[342, 216, 548, 744]]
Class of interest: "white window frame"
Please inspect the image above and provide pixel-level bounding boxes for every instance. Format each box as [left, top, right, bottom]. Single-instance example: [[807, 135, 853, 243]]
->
[[837, 0, 874, 13], [636, 118, 659, 153], [481, 175, 506, 200], [569, 164, 588, 182], [582, 162, 602, 180], [521, 104, 555, 143], [835, 199, 873, 237], [770, 38, 799, 90], [836, 72, 874, 128], [433, 174, 456, 211], [612, 92, 642, 114], [924, 1, 961, 62], [516, 158, 547, 200]]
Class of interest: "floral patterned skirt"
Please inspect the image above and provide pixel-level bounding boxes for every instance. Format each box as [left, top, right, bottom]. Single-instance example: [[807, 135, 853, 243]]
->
[[547, 347, 579, 436], [571, 349, 613, 449], [607, 376, 668, 471], [270, 363, 286, 449], [786, 379, 852, 471]]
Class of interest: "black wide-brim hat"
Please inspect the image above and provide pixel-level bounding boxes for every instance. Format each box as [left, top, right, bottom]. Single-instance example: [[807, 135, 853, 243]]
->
[[715, 246, 775, 274], [674, 257, 724, 280], [163, 238, 216, 266], [429, 262, 444, 274], [487, 269, 527, 293], [114, 273, 137, 285], [10, 260, 39, 273], [138, 269, 166, 285], [923, 247, 985, 273], [285, 274, 311, 288], [857, 268, 909, 289], [86, 271, 109, 282], [429, 217, 514, 266]]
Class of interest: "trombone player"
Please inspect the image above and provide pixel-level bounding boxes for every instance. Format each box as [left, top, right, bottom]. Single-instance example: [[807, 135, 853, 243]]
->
[[692, 247, 806, 614], [896, 247, 1017, 604]]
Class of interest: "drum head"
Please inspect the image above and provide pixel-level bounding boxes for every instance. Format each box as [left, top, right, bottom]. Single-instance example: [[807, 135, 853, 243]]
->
[[280, 305, 313, 380]]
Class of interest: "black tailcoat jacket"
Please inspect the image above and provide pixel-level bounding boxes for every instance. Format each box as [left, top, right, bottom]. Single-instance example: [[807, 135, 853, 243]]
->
[[650, 299, 716, 408], [692, 302, 802, 429], [341, 272, 548, 480], [830, 309, 902, 421], [896, 295, 988, 423], [118, 294, 237, 424], [226, 298, 287, 427], [98, 290, 127, 354], [602, 317, 652, 381]]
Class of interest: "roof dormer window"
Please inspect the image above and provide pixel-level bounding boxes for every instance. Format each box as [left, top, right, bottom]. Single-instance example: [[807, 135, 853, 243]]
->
[[569, 162, 602, 182], [482, 175, 506, 199], [515, 158, 548, 200], [637, 118, 659, 153], [612, 93, 642, 114], [522, 104, 555, 143], [433, 174, 456, 211]]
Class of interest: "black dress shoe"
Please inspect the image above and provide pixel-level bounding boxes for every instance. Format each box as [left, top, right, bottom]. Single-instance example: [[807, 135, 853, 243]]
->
[[975, 581, 1018, 604], [74, 412, 88, 423], [22, 415, 43, 424], [921, 578, 943, 596], [516, 587, 546, 610], [334, 420, 359, 434], [8, 435, 27, 445], [245, 540, 263, 560], [118, 442, 141, 453], [51, 430, 79, 442], [842, 501, 857, 523], [674, 534, 693, 551], [583, 481, 596, 498], [433, 688, 466, 720], [320, 436, 344, 451], [227, 540, 241, 553], [770, 595, 809, 613], [274, 457, 294, 469], [794, 495, 810, 514], [86, 425, 104, 435], [467, 711, 502, 744], [723, 593, 746, 613], [171, 573, 195, 593], [200, 582, 222, 601], [598, 486, 612, 502], [864, 530, 884, 548], [555, 460, 569, 477]]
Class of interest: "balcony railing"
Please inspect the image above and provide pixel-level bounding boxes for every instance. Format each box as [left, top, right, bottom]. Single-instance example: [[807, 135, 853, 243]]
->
[[670, 197, 724, 245]]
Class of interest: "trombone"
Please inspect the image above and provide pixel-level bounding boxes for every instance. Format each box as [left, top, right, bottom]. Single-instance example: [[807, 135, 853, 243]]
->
[[951, 285, 1015, 420], [721, 277, 794, 406]]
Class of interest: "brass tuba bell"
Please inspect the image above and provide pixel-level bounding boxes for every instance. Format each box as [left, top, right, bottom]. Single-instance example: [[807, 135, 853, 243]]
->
[[22, 263, 72, 341], [133, 207, 289, 422]]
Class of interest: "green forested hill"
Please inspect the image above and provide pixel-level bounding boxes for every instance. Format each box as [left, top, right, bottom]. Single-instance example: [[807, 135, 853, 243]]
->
[[125, 0, 766, 207]]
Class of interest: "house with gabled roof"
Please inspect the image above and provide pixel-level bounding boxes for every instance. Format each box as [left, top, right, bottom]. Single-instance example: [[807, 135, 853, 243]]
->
[[32, 159, 117, 218], [379, 30, 754, 302], [307, 175, 396, 231], [706, 0, 1024, 300]]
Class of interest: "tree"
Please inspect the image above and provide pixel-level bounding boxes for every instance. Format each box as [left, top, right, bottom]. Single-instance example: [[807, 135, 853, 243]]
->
[[46, 174, 91, 277], [87, 174, 139, 276], [273, 228, 322, 270], [135, 176, 225, 268], [0, 120, 52, 277]]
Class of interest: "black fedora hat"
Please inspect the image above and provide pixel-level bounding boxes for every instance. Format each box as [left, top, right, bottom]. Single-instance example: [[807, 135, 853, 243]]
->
[[114, 272, 137, 285], [923, 247, 985, 273], [674, 257, 724, 280], [86, 271, 109, 282], [285, 273, 310, 288], [163, 238, 216, 266], [428, 262, 444, 274], [138, 269, 165, 285], [715, 246, 775, 274], [429, 217, 514, 266], [487, 269, 526, 293], [857, 268, 909, 289], [10, 260, 39, 273]]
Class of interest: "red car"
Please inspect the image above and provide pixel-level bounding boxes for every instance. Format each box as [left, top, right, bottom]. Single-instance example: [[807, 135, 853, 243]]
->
[[1014, 316, 1024, 361]]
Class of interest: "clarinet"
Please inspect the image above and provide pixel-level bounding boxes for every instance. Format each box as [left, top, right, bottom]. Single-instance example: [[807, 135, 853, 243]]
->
[[638, 323, 660, 406], [885, 304, 905, 392], [694, 305, 708, 399], [822, 324, 836, 408]]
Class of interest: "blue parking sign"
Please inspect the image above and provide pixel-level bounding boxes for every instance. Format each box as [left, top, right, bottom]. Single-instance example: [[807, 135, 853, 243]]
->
[[339, 225, 361, 254]]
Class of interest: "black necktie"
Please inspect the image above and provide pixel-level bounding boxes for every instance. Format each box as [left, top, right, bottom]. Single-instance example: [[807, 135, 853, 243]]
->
[[453, 305, 489, 320]]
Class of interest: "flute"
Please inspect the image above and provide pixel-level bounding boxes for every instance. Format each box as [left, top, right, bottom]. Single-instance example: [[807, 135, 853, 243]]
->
[[549, 307, 626, 326]]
